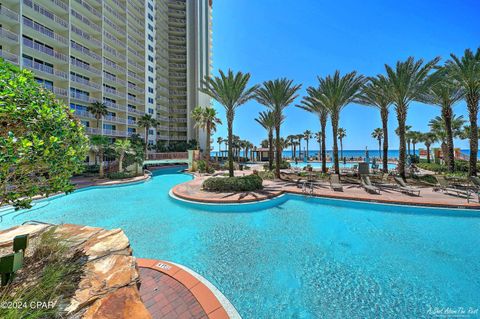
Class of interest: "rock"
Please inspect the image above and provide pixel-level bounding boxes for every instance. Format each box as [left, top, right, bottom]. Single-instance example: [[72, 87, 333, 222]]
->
[[82, 229, 131, 260], [82, 286, 151, 319], [0, 224, 49, 248]]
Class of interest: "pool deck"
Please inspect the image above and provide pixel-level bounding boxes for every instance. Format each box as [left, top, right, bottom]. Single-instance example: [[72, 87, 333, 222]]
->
[[172, 171, 480, 209], [137, 258, 236, 319], [72, 174, 150, 189]]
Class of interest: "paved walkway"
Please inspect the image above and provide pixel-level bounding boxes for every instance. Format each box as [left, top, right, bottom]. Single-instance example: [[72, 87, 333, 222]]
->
[[137, 259, 231, 319], [71, 174, 149, 189], [172, 171, 480, 209]]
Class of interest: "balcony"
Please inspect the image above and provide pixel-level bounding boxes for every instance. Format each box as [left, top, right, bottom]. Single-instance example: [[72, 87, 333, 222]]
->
[[128, 70, 143, 82], [103, 57, 126, 74], [104, 114, 126, 124], [127, 35, 143, 51], [24, 58, 68, 80], [0, 50, 18, 64], [24, 37, 68, 62], [23, 0, 68, 28], [127, 23, 144, 40], [0, 27, 18, 44], [103, 129, 126, 137], [127, 119, 137, 125], [168, 27, 186, 35], [169, 126, 187, 132], [71, 41, 101, 62], [23, 18, 68, 46], [127, 107, 144, 115], [70, 92, 93, 102], [168, 9, 186, 18], [111, 0, 126, 11], [71, 25, 101, 47], [104, 100, 125, 111], [127, 95, 144, 105], [104, 30, 124, 49], [70, 57, 100, 76], [71, 9, 101, 33], [104, 44, 126, 62], [85, 127, 102, 134], [104, 73, 126, 86], [169, 44, 186, 52], [104, 3, 125, 23], [128, 59, 143, 73], [170, 117, 187, 123], [169, 108, 187, 114], [54, 87, 68, 97], [169, 36, 186, 44], [128, 83, 144, 94], [72, 0, 101, 19], [103, 16, 126, 38], [72, 109, 95, 119], [169, 63, 186, 69], [128, 47, 144, 60], [103, 87, 125, 99], [0, 5, 19, 22], [71, 74, 101, 89], [128, 131, 144, 138]]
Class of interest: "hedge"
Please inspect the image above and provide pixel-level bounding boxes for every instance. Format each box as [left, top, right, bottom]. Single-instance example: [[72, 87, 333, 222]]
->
[[202, 174, 263, 192]]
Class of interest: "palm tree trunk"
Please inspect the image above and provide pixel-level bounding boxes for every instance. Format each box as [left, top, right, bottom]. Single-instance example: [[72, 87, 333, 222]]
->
[[467, 96, 479, 176], [144, 126, 149, 160], [340, 138, 343, 160], [118, 153, 124, 172], [99, 150, 105, 178], [332, 116, 339, 174], [318, 140, 321, 161], [97, 115, 100, 129], [298, 140, 301, 158], [378, 139, 382, 161], [227, 118, 234, 177], [275, 125, 281, 178], [321, 121, 327, 174], [268, 131, 274, 171], [381, 109, 389, 173], [442, 106, 455, 172], [205, 122, 211, 172], [397, 110, 407, 178], [306, 140, 309, 161], [426, 145, 431, 163]]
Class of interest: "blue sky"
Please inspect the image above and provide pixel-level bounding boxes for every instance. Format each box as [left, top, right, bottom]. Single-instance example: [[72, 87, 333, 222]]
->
[[209, 0, 480, 151]]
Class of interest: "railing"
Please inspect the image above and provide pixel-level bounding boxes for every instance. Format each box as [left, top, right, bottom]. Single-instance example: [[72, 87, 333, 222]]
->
[[104, 30, 123, 48], [0, 27, 18, 43], [23, 0, 68, 28], [72, 109, 95, 119], [127, 70, 143, 82], [24, 58, 68, 79], [128, 47, 143, 60], [103, 57, 126, 73], [127, 107, 144, 115], [128, 95, 144, 104], [104, 3, 125, 22], [71, 74, 101, 89], [169, 126, 187, 132], [71, 9, 101, 32], [169, 36, 186, 43], [128, 59, 143, 72], [169, 63, 186, 69], [103, 16, 126, 37], [147, 152, 188, 160], [70, 57, 100, 75], [86, 127, 102, 134], [70, 91, 92, 102], [104, 114, 126, 124], [54, 87, 68, 97], [103, 44, 126, 61], [103, 86, 124, 98], [71, 25, 101, 47], [0, 50, 18, 64], [0, 5, 19, 21], [71, 41, 101, 61], [73, 0, 101, 18], [104, 73, 126, 86], [23, 18, 68, 45]]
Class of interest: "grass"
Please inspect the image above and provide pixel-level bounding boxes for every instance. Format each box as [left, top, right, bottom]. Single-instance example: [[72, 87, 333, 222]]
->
[[0, 227, 83, 319]]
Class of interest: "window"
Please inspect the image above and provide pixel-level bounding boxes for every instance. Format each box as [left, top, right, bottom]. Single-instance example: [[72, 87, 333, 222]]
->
[[148, 2, 153, 10], [81, 120, 90, 127], [148, 45, 153, 52], [148, 66, 154, 72], [148, 87, 154, 93], [149, 129, 154, 135], [107, 111, 116, 117], [148, 108, 154, 114], [148, 55, 154, 62], [148, 35, 153, 42], [103, 124, 116, 130], [148, 24, 153, 31], [148, 76, 154, 83], [148, 13, 153, 21], [128, 128, 136, 133], [35, 78, 53, 91], [148, 97, 154, 104]]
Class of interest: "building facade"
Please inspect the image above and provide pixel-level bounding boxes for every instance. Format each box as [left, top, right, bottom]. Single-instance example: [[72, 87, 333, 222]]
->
[[0, 0, 212, 148]]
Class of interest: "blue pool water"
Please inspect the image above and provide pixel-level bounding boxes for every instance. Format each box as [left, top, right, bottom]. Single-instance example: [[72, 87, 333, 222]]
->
[[1, 167, 479, 318]]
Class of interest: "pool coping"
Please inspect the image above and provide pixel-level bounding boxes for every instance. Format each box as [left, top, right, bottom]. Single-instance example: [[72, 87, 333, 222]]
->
[[137, 258, 240, 319], [170, 175, 480, 210]]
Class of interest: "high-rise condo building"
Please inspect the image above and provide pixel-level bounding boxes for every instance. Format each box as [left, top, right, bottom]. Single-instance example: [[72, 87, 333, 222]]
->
[[0, 0, 212, 148]]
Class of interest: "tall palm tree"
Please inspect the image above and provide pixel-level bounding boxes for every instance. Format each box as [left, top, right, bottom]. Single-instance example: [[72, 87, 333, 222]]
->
[[198, 106, 222, 172], [255, 111, 277, 171], [113, 139, 133, 172], [232, 134, 241, 162], [87, 101, 108, 129], [358, 76, 392, 172], [191, 106, 204, 150], [286, 135, 295, 159], [297, 88, 329, 173], [421, 132, 438, 163], [445, 48, 480, 176], [255, 78, 301, 178], [315, 71, 366, 174], [314, 131, 322, 161], [371, 128, 384, 159], [90, 135, 110, 178], [396, 125, 413, 155], [384, 56, 440, 178], [430, 114, 465, 165], [337, 128, 346, 159], [421, 69, 464, 172], [200, 69, 258, 177], [296, 134, 304, 158], [410, 131, 422, 158], [303, 130, 312, 160], [137, 114, 158, 159]]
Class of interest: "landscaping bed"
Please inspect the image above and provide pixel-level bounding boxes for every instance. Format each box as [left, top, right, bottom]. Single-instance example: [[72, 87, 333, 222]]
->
[[202, 174, 263, 192]]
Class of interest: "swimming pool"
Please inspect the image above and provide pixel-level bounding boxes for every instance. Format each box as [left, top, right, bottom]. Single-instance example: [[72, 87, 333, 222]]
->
[[1, 167, 479, 318], [289, 161, 397, 170]]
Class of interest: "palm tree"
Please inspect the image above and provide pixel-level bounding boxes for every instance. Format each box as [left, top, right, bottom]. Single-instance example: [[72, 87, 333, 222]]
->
[[137, 114, 158, 159], [315, 71, 366, 174], [421, 69, 464, 172], [430, 114, 465, 165], [87, 101, 108, 129], [113, 139, 133, 172], [445, 48, 480, 176], [337, 128, 346, 160], [200, 69, 258, 177], [191, 106, 204, 150], [255, 78, 301, 178], [371, 128, 384, 160], [90, 135, 110, 178], [255, 111, 277, 171], [297, 88, 329, 173], [410, 131, 422, 158], [232, 134, 241, 162], [396, 125, 413, 155], [420, 132, 438, 163], [358, 76, 392, 172], [314, 131, 322, 161], [384, 56, 440, 178], [198, 106, 222, 172], [286, 135, 295, 159], [303, 130, 312, 161], [296, 134, 303, 158]]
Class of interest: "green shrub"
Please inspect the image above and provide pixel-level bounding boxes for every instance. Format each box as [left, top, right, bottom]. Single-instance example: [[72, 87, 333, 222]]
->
[[258, 170, 275, 180], [83, 164, 100, 174], [416, 162, 447, 173], [196, 160, 214, 173], [107, 172, 132, 179], [202, 174, 263, 192], [263, 160, 290, 170]]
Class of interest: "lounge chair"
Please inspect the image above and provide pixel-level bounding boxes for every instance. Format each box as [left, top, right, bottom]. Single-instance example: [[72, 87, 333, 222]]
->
[[393, 177, 421, 196], [468, 176, 480, 200], [330, 174, 343, 191], [435, 175, 471, 200], [360, 175, 380, 194]]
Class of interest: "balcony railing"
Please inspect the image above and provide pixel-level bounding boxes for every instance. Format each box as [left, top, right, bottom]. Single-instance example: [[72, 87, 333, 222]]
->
[[24, 37, 68, 61], [23, 58, 68, 79], [73, 0, 101, 19], [70, 91, 93, 102], [103, 129, 126, 137], [127, 107, 144, 115], [128, 47, 143, 60], [127, 70, 143, 82], [103, 57, 126, 73], [104, 115, 126, 124], [86, 127, 102, 134], [23, 0, 68, 28], [104, 73, 126, 86], [169, 108, 187, 114], [103, 87, 125, 98], [71, 25, 101, 47], [103, 16, 126, 37], [169, 126, 187, 132], [23, 18, 68, 45], [127, 23, 144, 39], [71, 41, 101, 61], [0, 50, 18, 64], [104, 3, 125, 22], [128, 59, 143, 72], [54, 87, 68, 97], [170, 117, 187, 123], [71, 74, 101, 89], [70, 57, 100, 75], [72, 109, 95, 119], [169, 63, 186, 69], [0, 5, 19, 22], [147, 152, 188, 160], [104, 100, 124, 111], [103, 44, 126, 61], [71, 9, 101, 32], [0, 27, 18, 44], [104, 30, 124, 48]]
